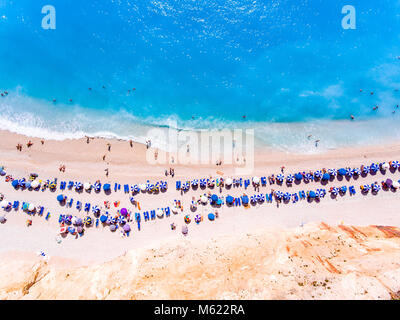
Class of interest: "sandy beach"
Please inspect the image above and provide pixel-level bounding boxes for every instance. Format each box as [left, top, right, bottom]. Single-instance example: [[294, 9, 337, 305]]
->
[[0, 129, 400, 299]]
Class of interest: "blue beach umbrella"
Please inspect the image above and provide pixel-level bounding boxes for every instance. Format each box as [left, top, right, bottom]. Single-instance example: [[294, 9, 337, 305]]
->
[[295, 173, 303, 181], [283, 192, 291, 201], [211, 194, 219, 203], [208, 213, 215, 221], [100, 215, 108, 223], [11, 180, 19, 188], [340, 186, 347, 193], [338, 168, 347, 176], [242, 196, 249, 204], [322, 173, 330, 181], [370, 163, 379, 172], [57, 195, 65, 202], [103, 184, 111, 191], [226, 196, 234, 204], [200, 179, 207, 187], [308, 191, 316, 199]]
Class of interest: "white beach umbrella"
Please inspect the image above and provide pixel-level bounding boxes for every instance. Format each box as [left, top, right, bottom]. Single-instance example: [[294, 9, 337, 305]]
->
[[71, 216, 78, 225], [156, 209, 164, 218], [28, 203, 35, 212], [252, 176, 260, 184], [0, 200, 8, 208], [382, 162, 390, 170], [225, 178, 233, 186], [84, 182, 91, 190], [392, 181, 400, 189], [31, 180, 40, 189], [139, 184, 147, 192], [171, 206, 178, 214], [200, 195, 208, 204]]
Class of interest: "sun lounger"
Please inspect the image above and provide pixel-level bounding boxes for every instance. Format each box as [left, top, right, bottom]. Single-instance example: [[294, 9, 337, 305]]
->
[[38, 206, 44, 216], [135, 212, 141, 223], [244, 179, 250, 189], [67, 198, 73, 208], [84, 203, 91, 212], [143, 211, 149, 221], [261, 177, 267, 186], [299, 190, 306, 199], [292, 193, 299, 203], [165, 207, 170, 217], [150, 210, 156, 220], [266, 193, 273, 203], [114, 183, 118, 192], [349, 186, 356, 195], [68, 181, 74, 189], [95, 218, 99, 228], [176, 181, 181, 190], [13, 201, 19, 209], [76, 201, 82, 210], [234, 197, 241, 206], [45, 212, 50, 220], [60, 181, 66, 190], [124, 184, 129, 193]]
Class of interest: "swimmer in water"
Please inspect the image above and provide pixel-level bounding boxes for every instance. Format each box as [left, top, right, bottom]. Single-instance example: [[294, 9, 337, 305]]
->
[[350, 115, 355, 120]]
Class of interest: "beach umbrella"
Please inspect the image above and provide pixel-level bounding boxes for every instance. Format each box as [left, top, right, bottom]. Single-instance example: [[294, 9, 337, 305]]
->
[[57, 194, 65, 202], [362, 166, 370, 174], [31, 180, 40, 189], [131, 184, 140, 193], [195, 215, 202, 224], [308, 191, 316, 199], [25, 182, 32, 189], [381, 162, 390, 170], [276, 174, 284, 182], [92, 205, 100, 214], [340, 186, 347, 193], [100, 215, 108, 223], [65, 215, 72, 225], [171, 206, 178, 213], [182, 225, 188, 235], [71, 216, 78, 225], [330, 187, 339, 196], [362, 184, 371, 192], [156, 209, 164, 218], [84, 216, 92, 226], [392, 181, 400, 189], [0, 216, 6, 223], [346, 168, 353, 177], [211, 194, 219, 203], [11, 180, 19, 188], [60, 226, 67, 234], [250, 195, 257, 203], [274, 191, 283, 200], [74, 182, 83, 190], [286, 174, 294, 183], [119, 208, 127, 217], [18, 179, 26, 187], [370, 163, 379, 172], [328, 169, 337, 177], [226, 195, 234, 204], [352, 168, 361, 176], [130, 197, 135, 204], [200, 179, 207, 187], [322, 173, 330, 181], [94, 182, 101, 192], [225, 178, 233, 186], [314, 171, 322, 179], [257, 194, 265, 202], [372, 184, 381, 192], [184, 215, 191, 224], [106, 216, 113, 225], [123, 224, 131, 233], [75, 218, 83, 226], [386, 179, 393, 188], [28, 204, 35, 212], [146, 183, 154, 192], [242, 195, 249, 204], [252, 176, 260, 185], [159, 181, 167, 190], [139, 184, 146, 192], [117, 216, 126, 225], [77, 226, 84, 234], [295, 173, 303, 181], [208, 213, 215, 221], [181, 182, 189, 191], [103, 184, 111, 192], [109, 225, 116, 232], [84, 182, 91, 190], [304, 173, 312, 181], [191, 179, 199, 187], [68, 227, 76, 234], [0, 170, 5, 176], [283, 192, 291, 201], [338, 168, 347, 176], [390, 161, 400, 169], [200, 195, 208, 204]]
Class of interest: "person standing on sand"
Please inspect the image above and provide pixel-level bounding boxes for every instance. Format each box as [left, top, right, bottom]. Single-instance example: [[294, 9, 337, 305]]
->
[[27, 140, 33, 148], [102, 155, 106, 161], [107, 143, 111, 152], [86, 137, 90, 144], [129, 140, 133, 148], [41, 140, 44, 145], [105, 168, 109, 177]]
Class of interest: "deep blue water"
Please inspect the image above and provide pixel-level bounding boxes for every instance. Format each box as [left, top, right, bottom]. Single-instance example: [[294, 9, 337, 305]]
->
[[0, 0, 400, 151]]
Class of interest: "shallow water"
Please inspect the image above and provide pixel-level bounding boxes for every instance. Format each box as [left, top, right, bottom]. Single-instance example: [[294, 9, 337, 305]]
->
[[0, 0, 399, 152]]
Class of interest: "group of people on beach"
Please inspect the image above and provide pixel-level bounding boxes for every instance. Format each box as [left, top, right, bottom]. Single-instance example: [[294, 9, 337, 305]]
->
[[165, 168, 175, 177]]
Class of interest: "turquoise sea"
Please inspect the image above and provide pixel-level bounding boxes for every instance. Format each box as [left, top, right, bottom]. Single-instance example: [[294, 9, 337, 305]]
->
[[0, 0, 400, 152]]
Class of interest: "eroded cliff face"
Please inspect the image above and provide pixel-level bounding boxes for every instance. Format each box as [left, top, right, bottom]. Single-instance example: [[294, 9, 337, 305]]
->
[[1, 223, 400, 300]]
